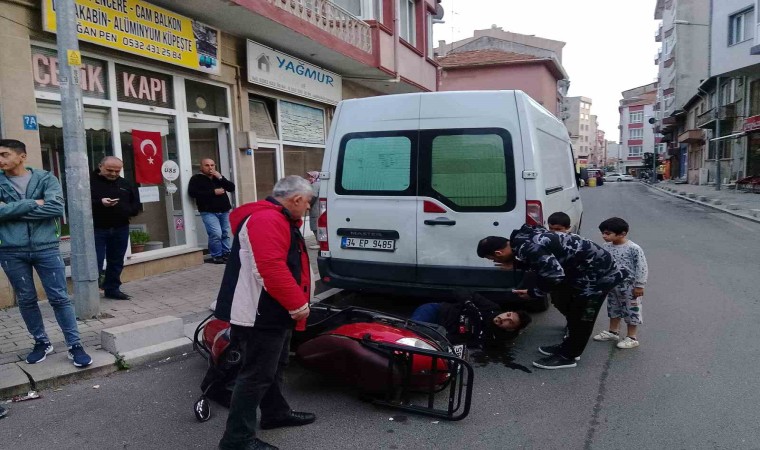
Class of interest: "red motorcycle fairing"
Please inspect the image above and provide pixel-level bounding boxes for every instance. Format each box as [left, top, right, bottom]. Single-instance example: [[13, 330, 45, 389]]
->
[[301, 322, 450, 390]]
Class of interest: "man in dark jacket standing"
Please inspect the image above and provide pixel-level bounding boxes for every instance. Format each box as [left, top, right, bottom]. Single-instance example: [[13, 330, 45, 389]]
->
[[215, 175, 315, 450], [188, 159, 235, 264], [477, 225, 628, 370], [91, 156, 141, 300]]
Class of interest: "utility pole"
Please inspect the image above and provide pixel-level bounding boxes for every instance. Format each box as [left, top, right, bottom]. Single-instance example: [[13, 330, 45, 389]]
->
[[56, 0, 100, 318], [715, 76, 722, 191]]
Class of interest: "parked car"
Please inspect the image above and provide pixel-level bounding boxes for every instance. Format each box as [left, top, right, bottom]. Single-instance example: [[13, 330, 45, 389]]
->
[[315, 90, 582, 305], [604, 173, 634, 182]]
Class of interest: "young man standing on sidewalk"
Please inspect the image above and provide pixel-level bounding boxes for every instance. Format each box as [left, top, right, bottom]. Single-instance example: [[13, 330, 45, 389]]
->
[[189, 159, 235, 264], [477, 225, 628, 370], [0, 139, 92, 367], [215, 175, 315, 450], [90, 156, 141, 300]]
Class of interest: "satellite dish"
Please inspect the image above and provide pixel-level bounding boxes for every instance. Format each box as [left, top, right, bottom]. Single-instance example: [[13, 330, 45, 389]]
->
[[433, 3, 444, 21], [648, 117, 656, 124]]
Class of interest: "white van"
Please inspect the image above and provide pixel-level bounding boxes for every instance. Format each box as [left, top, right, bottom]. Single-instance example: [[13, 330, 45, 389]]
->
[[314, 91, 582, 302]]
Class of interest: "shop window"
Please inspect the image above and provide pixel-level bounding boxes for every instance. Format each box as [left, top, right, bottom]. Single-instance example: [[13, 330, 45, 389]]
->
[[249, 98, 278, 139], [185, 80, 228, 117], [280, 101, 325, 145], [116, 64, 174, 109], [37, 105, 113, 237], [284, 145, 325, 180], [119, 113, 186, 249], [254, 147, 278, 200]]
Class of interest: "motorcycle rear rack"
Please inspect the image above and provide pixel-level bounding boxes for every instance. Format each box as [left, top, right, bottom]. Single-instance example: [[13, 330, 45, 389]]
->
[[363, 340, 474, 421]]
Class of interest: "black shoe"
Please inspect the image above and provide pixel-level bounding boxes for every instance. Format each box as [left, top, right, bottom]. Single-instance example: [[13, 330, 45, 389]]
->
[[219, 439, 279, 450], [104, 291, 131, 300], [259, 411, 316, 430], [222, 253, 230, 261], [533, 354, 578, 370], [538, 344, 580, 361], [212, 257, 226, 264]]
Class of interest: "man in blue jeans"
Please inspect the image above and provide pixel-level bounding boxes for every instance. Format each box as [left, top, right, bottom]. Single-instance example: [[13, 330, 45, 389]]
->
[[0, 139, 92, 367], [91, 156, 141, 300], [189, 159, 235, 264]]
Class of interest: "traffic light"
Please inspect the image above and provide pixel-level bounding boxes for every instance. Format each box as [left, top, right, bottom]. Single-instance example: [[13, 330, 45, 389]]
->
[[642, 152, 663, 168]]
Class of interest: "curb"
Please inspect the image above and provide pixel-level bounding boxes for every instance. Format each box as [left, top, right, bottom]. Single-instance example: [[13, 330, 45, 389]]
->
[[642, 182, 760, 225]]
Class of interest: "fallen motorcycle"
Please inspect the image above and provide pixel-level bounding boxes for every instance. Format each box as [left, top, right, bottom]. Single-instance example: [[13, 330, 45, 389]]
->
[[193, 303, 473, 422]]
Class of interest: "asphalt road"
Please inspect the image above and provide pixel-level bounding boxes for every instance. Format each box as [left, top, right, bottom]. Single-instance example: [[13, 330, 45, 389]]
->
[[2, 183, 759, 450]]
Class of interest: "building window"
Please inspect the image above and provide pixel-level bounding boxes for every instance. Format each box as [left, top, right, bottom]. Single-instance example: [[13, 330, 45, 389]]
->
[[629, 128, 643, 139], [629, 145, 643, 157], [333, 0, 382, 20], [399, 0, 416, 45], [629, 111, 644, 123], [729, 8, 753, 46], [427, 12, 434, 58]]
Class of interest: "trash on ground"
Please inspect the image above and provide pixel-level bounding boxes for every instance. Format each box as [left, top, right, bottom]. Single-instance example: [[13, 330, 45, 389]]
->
[[12, 391, 41, 402]]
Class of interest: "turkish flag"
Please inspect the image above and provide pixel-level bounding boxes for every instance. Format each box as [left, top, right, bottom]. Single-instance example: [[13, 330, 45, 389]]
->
[[132, 130, 163, 184]]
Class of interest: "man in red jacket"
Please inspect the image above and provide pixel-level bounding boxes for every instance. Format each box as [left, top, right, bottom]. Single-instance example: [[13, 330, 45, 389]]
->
[[215, 175, 315, 450]]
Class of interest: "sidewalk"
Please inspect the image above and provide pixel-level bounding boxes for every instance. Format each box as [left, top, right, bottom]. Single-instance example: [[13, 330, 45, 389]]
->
[[0, 237, 322, 398], [645, 180, 760, 223]]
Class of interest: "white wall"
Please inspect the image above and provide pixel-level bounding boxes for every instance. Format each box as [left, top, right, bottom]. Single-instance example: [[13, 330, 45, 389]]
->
[[713, 0, 759, 76]]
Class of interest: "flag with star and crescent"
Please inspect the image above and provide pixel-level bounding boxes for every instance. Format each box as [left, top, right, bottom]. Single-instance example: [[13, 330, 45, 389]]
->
[[132, 130, 164, 184]]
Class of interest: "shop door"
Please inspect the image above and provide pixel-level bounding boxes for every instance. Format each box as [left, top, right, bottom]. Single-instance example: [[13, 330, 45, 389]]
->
[[183, 122, 231, 249], [253, 144, 281, 201]]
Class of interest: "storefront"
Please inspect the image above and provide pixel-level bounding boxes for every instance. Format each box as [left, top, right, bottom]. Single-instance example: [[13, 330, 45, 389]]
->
[[28, 0, 235, 261], [744, 115, 760, 177], [242, 40, 341, 236]]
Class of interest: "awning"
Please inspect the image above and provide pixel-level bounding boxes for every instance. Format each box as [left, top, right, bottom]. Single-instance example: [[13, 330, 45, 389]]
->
[[36, 104, 110, 130], [118, 111, 171, 136], [710, 132, 746, 142]]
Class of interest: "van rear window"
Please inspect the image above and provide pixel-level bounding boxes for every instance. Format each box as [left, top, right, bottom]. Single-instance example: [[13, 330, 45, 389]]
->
[[430, 134, 507, 207], [338, 134, 415, 194]]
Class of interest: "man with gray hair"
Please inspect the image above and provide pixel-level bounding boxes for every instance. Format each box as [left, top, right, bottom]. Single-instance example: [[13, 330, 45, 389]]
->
[[91, 156, 141, 300], [215, 175, 315, 450]]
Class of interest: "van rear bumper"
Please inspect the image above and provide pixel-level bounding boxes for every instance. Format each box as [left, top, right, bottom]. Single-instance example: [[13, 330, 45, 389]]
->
[[318, 257, 522, 297]]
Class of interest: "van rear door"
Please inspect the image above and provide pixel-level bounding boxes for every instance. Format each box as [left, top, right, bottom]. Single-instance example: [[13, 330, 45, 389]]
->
[[325, 99, 420, 283], [414, 93, 524, 288]]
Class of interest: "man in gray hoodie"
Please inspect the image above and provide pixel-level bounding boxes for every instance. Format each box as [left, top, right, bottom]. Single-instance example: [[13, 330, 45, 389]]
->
[[0, 139, 91, 367]]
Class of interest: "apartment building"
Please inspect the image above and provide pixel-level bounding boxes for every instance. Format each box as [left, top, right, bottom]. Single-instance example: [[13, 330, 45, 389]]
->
[[435, 27, 570, 116], [0, 0, 440, 306], [619, 83, 661, 175], [654, 0, 710, 180], [562, 97, 595, 166]]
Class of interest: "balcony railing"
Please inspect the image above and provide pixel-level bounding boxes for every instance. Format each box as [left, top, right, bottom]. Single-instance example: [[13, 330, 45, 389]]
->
[[655, 25, 662, 42], [697, 108, 716, 128], [266, 0, 372, 53]]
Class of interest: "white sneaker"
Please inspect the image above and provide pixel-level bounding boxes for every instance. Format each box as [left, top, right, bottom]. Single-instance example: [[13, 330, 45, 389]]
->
[[593, 330, 620, 342], [616, 337, 640, 349]]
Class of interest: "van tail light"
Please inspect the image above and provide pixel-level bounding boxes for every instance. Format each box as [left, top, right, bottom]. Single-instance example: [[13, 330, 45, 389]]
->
[[525, 200, 544, 227], [317, 199, 329, 251]]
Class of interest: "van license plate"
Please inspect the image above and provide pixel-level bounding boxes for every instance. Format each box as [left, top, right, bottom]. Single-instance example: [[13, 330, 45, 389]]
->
[[341, 237, 395, 251]]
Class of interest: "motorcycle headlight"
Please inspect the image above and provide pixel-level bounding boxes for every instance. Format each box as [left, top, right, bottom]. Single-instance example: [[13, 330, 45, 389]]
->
[[396, 337, 437, 351]]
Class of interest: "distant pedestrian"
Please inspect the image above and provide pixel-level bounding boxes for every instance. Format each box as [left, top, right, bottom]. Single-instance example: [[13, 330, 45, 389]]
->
[[477, 225, 628, 370], [306, 171, 320, 250], [91, 156, 141, 300], [188, 159, 235, 264], [593, 217, 649, 349], [215, 175, 315, 450], [0, 139, 92, 367]]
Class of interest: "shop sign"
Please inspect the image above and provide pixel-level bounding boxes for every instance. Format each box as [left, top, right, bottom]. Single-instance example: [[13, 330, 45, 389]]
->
[[161, 160, 179, 181], [42, 0, 221, 75], [116, 64, 173, 108], [32, 46, 108, 99], [247, 40, 342, 105], [744, 115, 760, 132]]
